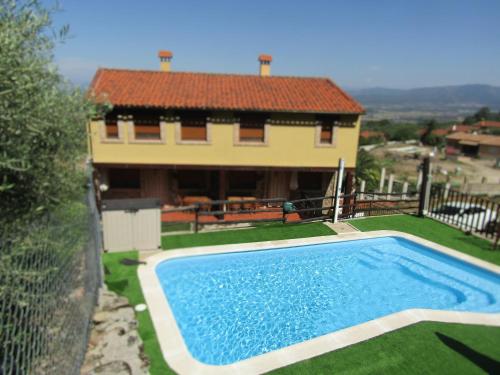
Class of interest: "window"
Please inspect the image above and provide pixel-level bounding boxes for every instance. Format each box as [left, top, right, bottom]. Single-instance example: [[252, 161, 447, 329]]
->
[[105, 116, 119, 139], [180, 113, 207, 141], [134, 116, 161, 140], [239, 115, 266, 143], [320, 124, 333, 144], [108, 169, 140, 189]]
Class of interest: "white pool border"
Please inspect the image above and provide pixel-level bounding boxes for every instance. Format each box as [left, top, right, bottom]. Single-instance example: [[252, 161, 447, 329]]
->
[[138, 230, 500, 375]]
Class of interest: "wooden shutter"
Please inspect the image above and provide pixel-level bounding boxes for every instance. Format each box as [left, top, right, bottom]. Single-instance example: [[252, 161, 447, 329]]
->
[[134, 117, 161, 140], [105, 117, 119, 138], [320, 124, 333, 144], [181, 115, 207, 140], [239, 115, 266, 142], [105, 124, 119, 138]]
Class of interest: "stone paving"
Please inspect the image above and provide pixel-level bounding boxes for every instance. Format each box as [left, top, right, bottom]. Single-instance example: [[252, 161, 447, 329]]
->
[[323, 221, 360, 234], [81, 288, 149, 375]]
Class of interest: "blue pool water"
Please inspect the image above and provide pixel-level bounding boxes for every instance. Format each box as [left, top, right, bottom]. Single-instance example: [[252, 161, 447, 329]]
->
[[155, 236, 500, 365]]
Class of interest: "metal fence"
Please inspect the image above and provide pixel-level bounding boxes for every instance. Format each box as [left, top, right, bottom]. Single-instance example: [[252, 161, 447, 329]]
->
[[428, 184, 500, 243], [160, 191, 421, 233], [340, 191, 420, 220], [0, 185, 102, 375]]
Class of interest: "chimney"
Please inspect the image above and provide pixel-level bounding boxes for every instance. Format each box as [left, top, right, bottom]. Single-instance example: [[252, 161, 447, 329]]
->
[[258, 54, 272, 76], [158, 50, 173, 72]]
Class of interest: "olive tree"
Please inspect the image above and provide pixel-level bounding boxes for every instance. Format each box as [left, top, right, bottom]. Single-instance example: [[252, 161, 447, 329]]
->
[[0, 0, 97, 222]]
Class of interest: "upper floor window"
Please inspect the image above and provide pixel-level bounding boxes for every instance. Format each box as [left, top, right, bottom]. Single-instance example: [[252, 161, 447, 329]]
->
[[180, 113, 207, 141], [320, 124, 334, 144], [239, 114, 266, 143], [105, 115, 119, 139], [134, 115, 161, 140]]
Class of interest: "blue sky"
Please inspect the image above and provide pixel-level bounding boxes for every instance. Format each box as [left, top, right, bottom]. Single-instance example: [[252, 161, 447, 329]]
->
[[47, 0, 500, 89]]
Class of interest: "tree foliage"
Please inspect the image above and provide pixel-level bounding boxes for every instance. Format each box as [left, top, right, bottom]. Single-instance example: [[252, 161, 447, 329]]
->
[[420, 119, 436, 145], [0, 0, 97, 222], [355, 149, 381, 191], [362, 119, 419, 142], [463, 106, 500, 124]]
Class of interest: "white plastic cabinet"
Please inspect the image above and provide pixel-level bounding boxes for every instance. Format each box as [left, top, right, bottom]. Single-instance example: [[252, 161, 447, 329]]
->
[[102, 198, 161, 252]]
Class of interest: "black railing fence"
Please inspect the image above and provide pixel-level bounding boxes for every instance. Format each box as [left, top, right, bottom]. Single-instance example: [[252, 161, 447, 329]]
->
[[428, 184, 500, 241], [339, 191, 420, 220], [0, 185, 102, 375], [161, 191, 420, 233]]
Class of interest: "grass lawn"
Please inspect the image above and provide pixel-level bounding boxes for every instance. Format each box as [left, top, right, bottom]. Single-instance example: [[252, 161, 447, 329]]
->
[[103, 251, 174, 375], [161, 221, 335, 250], [161, 222, 191, 233], [271, 322, 500, 374], [103, 216, 500, 375]]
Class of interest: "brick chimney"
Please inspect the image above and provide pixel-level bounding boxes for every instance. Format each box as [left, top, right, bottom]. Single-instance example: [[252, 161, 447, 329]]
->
[[258, 54, 272, 76], [158, 50, 173, 72]]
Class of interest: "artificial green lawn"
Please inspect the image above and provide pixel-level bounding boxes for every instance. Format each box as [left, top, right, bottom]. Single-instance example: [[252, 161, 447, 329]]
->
[[272, 322, 500, 374], [103, 215, 500, 374], [161, 221, 335, 250], [103, 251, 174, 375]]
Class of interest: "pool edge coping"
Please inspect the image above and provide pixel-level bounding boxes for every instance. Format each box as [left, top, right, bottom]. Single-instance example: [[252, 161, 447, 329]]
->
[[137, 230, 500, 375]]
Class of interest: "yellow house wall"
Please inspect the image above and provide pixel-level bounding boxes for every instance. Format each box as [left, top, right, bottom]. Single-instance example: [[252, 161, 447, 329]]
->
[[89, 114, 361, 169]]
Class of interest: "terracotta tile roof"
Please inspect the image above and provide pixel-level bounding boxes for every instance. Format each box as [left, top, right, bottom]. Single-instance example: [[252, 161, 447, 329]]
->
[[446, 132, 500, 147], [360, 130, 385, 138], [89, 68, 364, 114], [475, 120, 500, 128], [431, 128, 451, 136], [451, 124, 476, 133]]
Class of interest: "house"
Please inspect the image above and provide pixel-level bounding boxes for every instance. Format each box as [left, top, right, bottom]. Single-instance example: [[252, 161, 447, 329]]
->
[[360, 130, 385, 140], [474, 120, 500, 130], [446, 132, 500, 159], [450, 124, 477, 133], [87, 51, 364, 208]]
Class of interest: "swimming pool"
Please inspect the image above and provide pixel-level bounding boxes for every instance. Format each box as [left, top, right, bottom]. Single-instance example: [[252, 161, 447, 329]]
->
[[139, 231, 500, 374]]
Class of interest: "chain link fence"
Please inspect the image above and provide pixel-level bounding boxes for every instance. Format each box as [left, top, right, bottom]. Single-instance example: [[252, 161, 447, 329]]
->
[[0, 184, 102, 375]]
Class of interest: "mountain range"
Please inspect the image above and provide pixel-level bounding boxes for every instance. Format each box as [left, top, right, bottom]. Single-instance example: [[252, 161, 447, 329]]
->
[[347, 84, 500, 121], [349, 84, 500, 109]]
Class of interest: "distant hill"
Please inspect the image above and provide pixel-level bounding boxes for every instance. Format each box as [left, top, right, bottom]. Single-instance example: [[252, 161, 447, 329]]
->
[[348, 84, 500, 122], [350, 84, 500, 108]]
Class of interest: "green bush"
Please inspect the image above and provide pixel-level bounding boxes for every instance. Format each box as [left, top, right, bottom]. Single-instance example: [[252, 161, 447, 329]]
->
[[0, 0, 99, 223], [355, 149, 381, 191]]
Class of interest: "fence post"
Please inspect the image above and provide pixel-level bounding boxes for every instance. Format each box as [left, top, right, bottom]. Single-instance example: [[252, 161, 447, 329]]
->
[[194, 204, 200, 233], [387, 174, 394, 199], [444, 182, 451, 199], [333, 158, 345, 223], [417, 170, 423, 191], [402, 182, 408, 200], [359, 180, 366, 200], [418, 157, 432, 217], [379, 167, 386, 193]]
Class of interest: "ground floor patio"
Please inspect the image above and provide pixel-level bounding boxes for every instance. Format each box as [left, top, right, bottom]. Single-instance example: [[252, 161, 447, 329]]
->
[[93, 164, 355, 216]]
